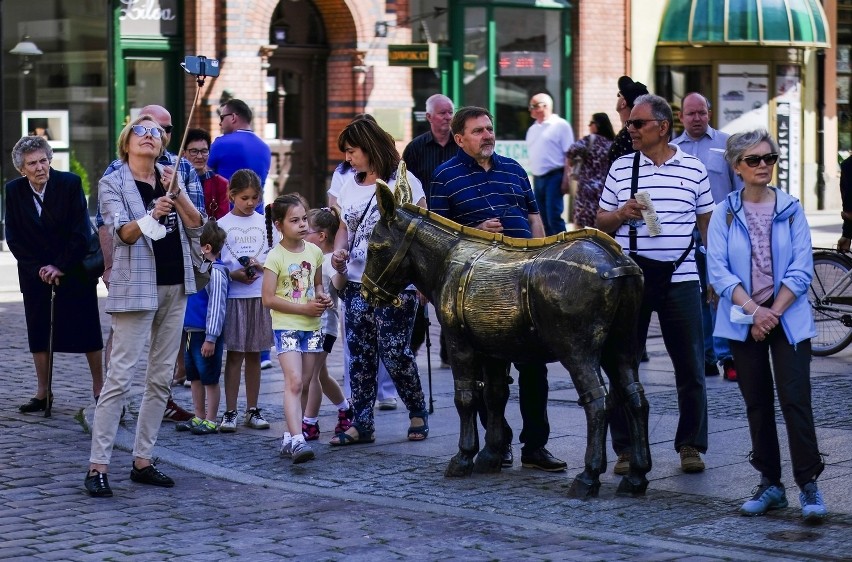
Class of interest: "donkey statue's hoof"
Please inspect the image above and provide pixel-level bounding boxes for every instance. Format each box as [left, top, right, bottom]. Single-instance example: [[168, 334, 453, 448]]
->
[[615, 475, 649, 496], [473, 447, 502, 474], [567, 473, 601, 499], [445, 453, 475, 477]]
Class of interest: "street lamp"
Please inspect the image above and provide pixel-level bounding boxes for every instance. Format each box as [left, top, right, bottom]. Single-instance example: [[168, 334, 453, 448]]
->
[[9, 36, 43, 75]]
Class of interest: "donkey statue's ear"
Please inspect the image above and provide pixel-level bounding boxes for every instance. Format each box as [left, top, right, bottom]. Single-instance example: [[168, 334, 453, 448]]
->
[[392, 160, 413, 206], [376, 179, 396, 223]]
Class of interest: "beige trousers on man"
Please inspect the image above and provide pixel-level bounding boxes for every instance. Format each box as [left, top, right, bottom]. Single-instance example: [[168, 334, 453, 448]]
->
[[90, 285, 186, 465]]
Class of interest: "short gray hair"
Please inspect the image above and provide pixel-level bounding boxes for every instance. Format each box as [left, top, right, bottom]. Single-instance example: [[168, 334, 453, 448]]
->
[[425, 94, 453, 114], [725, 129, 779, 168], [633, 94, 673, 129], [12, 136, 54, 172]]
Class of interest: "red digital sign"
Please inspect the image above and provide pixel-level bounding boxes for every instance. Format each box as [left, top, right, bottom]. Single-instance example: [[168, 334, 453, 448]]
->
[[498, 51, 552, 77]]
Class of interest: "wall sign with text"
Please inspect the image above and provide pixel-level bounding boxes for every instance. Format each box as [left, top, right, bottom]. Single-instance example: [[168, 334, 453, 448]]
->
[[119, 0, 179, 38]]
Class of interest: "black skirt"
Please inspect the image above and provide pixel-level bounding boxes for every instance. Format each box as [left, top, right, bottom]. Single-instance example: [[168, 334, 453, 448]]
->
[[22, 274, 103, 354]]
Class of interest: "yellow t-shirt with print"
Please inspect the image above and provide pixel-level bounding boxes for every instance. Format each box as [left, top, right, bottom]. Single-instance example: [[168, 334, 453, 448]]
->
[[264, 241, 325, 331]]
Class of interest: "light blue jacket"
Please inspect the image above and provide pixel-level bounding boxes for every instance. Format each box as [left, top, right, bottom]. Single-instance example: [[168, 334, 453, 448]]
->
[[707, 187, 816, 345]]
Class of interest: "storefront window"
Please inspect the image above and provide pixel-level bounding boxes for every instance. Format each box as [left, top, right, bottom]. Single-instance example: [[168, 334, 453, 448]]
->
[[2, 0, 109, 203], [462, 8, 488, 111], [655, 64, 711, 135]]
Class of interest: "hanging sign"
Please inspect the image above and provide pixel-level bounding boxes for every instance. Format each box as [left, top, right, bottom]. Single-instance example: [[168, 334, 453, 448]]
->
[[119, 0, 179, 38], [388, 43, 438, 68]]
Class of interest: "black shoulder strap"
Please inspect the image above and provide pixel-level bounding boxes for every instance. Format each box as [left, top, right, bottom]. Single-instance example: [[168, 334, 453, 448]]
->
[[628, 151, 641, 254]]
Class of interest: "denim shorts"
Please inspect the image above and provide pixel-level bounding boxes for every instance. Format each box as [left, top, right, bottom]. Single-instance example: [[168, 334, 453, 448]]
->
[[274, 329, 323, 354], [184, 331, 224, 386]]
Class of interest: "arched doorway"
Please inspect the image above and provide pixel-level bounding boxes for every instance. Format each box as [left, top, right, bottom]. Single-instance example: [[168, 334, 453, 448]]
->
[[266, 0, 328, 206]]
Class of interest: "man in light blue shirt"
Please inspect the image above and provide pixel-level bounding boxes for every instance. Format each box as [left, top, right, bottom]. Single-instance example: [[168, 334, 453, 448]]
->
[[672, 92, 742, 382]]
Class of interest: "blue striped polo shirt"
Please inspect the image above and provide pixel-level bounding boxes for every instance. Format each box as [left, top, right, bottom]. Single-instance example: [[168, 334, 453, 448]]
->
[[430, 150, 540, 238]]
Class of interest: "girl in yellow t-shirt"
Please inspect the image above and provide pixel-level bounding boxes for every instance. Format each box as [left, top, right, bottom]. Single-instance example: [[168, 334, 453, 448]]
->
[[262, 194, 330, 464]]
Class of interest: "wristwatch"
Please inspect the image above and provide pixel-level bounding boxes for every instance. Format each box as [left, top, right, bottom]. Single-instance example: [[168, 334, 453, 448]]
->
[[167, 187, 181, 200]]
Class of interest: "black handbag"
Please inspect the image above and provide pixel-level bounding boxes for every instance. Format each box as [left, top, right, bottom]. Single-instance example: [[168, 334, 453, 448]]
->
[[627, 152, 693, 307], [34, 193, 104, 280]]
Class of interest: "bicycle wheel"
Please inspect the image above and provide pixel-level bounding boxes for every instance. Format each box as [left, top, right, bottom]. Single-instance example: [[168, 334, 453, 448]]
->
[[810, 251, 852, 356]]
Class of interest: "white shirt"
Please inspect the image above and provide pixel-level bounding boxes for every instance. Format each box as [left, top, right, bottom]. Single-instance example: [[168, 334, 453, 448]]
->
[[525, 114, 575, 176], [218, 211, 272, 299], [337, 170, 425, 284]]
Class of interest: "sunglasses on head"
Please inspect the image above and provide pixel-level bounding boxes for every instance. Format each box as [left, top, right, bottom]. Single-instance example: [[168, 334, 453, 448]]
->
[[625, 118, 661, 129], [130, 125, 163, 139], [741, 153, 779, 167]]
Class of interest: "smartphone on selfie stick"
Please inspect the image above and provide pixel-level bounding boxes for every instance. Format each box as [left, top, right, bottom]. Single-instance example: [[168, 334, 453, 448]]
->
[[164, 55, 221, 196]]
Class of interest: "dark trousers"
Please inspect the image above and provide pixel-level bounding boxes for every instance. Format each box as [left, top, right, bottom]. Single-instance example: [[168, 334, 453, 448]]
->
[[611, 281, 708, 454], [517, 362, 550, 451], [533, 171, 566, 236], [730, 333, 823, 488]]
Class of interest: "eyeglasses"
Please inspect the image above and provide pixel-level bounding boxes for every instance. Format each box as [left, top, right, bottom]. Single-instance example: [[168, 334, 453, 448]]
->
[[130, 125, 163, 138], [625, 119, 661, 129], [162, 125, 174, 134], [219, 113, 234, 122], [528, 103, 546, 110], [740, 153, 779, 167], [187, 148, 210, 157]]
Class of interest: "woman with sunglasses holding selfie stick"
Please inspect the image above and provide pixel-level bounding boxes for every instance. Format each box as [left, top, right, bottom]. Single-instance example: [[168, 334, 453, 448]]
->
[[85, 114, 204, 498], [707, 129, 827, 521]]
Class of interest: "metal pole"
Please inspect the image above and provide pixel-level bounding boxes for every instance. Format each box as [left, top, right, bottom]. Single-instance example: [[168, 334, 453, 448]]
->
[[423, 304, 434, 414], [816, 49, 826, 210]]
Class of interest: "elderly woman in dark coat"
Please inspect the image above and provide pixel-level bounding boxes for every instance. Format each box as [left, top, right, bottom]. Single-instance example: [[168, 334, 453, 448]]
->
[[5, 136, 104, 412]]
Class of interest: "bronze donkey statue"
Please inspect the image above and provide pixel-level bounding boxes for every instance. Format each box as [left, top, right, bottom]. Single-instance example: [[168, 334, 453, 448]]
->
[[362, 177, 652, 497]]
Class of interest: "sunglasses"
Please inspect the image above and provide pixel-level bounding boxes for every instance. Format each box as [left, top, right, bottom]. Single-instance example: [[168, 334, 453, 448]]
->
[[187, 148, 209, 157], [219, 112, 234, 122], [162, 125, 173, 134], [528, 103, 546, 110], [625, 118, 661, 129], [741, 153, 779, 167], [130, 125, 163, 138]]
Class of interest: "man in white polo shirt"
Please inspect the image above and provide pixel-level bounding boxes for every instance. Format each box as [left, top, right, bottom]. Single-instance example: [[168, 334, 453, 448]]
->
[[525, 93, 574, 235], [596, 94, 714, 475]]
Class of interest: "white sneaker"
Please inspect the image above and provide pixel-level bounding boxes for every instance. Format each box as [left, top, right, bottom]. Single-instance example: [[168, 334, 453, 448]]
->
[[260, 359, 273, 370], [377, 397, 398, 410], [220, 409, 238, 433], [291, 440, 315, 464], [244, 407, 270, 429], [279, 432, 293, 457]]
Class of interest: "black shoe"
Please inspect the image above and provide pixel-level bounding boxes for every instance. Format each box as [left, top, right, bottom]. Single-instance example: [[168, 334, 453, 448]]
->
[[19, 395, 52, 413], [501, 444, 514, 468], [130, 463, 175, 488], [640, 350, 650, 363], [521, 447, 567, 472], [704, 362, 720, 376], [84, 470, 113, 498]]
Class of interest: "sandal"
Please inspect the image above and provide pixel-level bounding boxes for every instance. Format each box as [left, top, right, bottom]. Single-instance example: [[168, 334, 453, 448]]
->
[[407, 412, 429, 441], [329, 426, 375, 446]]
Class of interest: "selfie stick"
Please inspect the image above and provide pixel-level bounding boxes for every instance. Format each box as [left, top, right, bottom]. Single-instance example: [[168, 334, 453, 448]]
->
[[167, 57, 215, 195]]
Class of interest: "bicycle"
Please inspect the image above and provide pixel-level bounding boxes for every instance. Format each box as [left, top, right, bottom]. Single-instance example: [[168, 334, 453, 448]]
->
[[809, 247, 852, 356]]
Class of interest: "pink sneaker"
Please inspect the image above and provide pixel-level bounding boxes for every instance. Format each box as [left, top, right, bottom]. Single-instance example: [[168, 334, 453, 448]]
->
[[334, 404, 354, 434], [302, 420, 320, 441]]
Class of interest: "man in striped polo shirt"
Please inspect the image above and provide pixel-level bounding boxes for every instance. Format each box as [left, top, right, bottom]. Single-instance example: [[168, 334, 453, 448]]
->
[[431, 107, 567, 473], [597, 94, 714, 474]]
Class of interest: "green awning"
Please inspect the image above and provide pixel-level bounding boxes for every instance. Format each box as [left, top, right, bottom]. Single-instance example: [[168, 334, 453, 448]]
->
[[659, 0, 829, 48]]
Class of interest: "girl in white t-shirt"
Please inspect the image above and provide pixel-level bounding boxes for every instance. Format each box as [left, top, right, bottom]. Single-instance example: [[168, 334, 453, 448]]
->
[[217, 170, 273, 433], [329, 117, 429, 446], [261, 194, 330, 463]]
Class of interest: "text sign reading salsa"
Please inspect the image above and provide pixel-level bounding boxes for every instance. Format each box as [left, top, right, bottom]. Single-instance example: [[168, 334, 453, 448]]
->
[[498, 52, 551, 77]]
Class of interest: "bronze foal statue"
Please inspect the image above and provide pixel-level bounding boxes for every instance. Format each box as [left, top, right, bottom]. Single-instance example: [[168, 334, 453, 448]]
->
[[361, 173, 651, 497]]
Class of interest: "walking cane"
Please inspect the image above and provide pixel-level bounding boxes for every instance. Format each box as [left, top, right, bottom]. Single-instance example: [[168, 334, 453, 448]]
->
[[44, 284, 56, 418], [423, 304, 434, 414]]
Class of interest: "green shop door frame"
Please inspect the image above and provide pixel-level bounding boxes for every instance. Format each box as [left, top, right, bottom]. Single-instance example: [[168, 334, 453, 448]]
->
[[111, 0, 184, 153], [447, 0, 573, 129]]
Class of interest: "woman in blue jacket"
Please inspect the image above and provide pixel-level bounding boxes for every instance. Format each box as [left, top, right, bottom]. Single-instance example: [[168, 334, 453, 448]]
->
[[708, 129, 826, 521]]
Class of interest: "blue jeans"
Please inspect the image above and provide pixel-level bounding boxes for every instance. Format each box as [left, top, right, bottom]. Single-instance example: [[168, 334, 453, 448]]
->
[[533, 171, 566, 236], [184, 331, 224, 385], [610, 280, 708, 454]]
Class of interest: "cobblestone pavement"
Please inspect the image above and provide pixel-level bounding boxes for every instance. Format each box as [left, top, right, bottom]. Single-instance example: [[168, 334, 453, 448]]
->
[[1, 244, 851, 560]]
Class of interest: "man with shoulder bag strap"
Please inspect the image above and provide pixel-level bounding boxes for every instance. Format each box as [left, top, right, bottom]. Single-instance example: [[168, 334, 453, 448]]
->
[[596, 94, 714, 475]]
